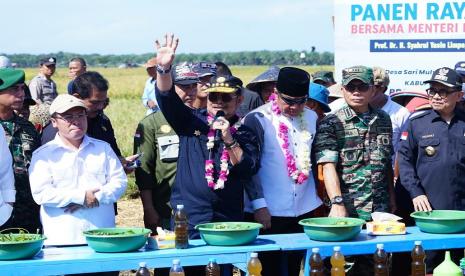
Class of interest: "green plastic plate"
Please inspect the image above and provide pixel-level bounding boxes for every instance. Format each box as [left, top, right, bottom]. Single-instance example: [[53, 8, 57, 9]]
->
[[0, 234, 46, 260], [411, 210, 465, 234], [299, 217, 365, 242], [83, 227, 151, 253], [195, 222, 263, 246]]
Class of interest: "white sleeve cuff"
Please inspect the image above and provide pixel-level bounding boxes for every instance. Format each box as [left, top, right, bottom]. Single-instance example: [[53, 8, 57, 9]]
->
[[1, 189, 15, 203], [251, 198, 267, 210], [75, 189, 87, 206]]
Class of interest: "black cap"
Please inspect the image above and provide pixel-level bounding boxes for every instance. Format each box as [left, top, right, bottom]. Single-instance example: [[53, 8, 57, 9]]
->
[[205, 75, 243, 93], [424, 67, 462, 88], [39, 57, 56, 66], [276, 67, 310, 97]]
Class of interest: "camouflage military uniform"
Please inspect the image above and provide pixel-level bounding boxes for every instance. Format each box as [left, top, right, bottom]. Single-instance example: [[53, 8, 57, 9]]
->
[[0, 114, 41, 233], [314, 105, 393, 220]]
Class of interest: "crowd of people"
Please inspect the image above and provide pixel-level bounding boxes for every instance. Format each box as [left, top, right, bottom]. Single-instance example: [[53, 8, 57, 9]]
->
[[1, 33, 465, 275]]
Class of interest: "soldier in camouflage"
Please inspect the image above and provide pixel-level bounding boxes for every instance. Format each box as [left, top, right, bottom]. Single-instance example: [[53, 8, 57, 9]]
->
[[314, 65, 395, 221], [0, 68, 41, 233]]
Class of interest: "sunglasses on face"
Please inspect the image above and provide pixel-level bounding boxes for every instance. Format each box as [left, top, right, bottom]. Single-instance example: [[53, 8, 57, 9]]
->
[[426, 87, 458, 98], [279, 95, 307, 105], [208, 93, 237, 102], [344, 83, 371, 93]]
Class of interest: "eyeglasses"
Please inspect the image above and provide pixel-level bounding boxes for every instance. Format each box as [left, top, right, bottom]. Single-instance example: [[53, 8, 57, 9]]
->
[[208, 92, 237, 103], [55, 113, 87, 123], [279, 94, 307, 105], [344, 83, 371, 93], [426, 87, 458, 98]]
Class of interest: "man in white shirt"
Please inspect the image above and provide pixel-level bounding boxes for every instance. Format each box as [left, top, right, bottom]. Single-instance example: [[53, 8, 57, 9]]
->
[[370, 66, 410, 155], [29, 94, 127, 245], [244, 67, 322, 276], [0, 126, 15, 226]]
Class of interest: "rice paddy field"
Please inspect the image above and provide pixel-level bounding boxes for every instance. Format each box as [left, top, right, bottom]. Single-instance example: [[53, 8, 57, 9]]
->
[[23, 65, 333, 198]]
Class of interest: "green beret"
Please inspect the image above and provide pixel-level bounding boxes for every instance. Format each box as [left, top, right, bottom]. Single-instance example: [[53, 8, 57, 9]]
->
[[0, 69, 25, 91]]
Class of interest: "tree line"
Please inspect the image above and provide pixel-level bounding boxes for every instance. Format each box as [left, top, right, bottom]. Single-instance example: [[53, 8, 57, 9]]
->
[[3, 50, 334, 68]]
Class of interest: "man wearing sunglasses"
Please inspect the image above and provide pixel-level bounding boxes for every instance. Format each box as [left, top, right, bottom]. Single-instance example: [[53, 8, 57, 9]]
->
[[154, 34, 261, 245], [243, 67, 322, 276], [0, 68, 42, 234], [398, 67, 464, 272]]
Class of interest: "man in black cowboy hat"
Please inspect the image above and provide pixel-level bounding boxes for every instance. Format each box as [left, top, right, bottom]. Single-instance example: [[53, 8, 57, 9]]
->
[[244, 66, 322, 276], [398, 67, 465, 272]]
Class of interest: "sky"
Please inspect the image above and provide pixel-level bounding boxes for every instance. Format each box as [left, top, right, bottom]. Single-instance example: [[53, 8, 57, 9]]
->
[[1, 0, 334, 55]]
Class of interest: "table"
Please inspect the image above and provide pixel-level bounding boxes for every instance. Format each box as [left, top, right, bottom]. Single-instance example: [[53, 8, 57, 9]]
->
[[0, 237, 280, 275], [263, 226, 465, 276]]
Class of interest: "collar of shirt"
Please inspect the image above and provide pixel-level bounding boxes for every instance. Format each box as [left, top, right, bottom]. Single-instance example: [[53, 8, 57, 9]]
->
[[53, 133, 91, 151], [430, 108, 465, 124], [341, 104, 378, 125]]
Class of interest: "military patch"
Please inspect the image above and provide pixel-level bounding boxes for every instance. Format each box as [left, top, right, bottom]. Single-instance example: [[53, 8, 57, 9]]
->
[[377, 135, 390, 145], [400, 132, 408, 140], [160, 125, 171, 133], [194, 130, 201, 136]]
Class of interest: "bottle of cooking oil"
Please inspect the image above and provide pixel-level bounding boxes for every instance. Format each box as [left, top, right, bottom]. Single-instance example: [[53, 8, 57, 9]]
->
[[174, 204, 188, 249], [247, 252, 262, 276], [331, 246, 345, 276]]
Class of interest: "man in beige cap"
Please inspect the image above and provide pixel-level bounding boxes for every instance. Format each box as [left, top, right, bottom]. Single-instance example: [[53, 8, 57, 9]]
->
[[142, 57, 158, 115], [29, 94, 127, 246]]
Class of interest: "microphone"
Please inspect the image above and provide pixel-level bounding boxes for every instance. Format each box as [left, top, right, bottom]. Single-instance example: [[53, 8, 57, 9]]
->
[[214, 110, 225, 143]]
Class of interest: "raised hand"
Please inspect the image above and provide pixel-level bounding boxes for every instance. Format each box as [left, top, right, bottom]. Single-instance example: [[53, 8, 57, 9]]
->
[[155, 33, 179, 68]]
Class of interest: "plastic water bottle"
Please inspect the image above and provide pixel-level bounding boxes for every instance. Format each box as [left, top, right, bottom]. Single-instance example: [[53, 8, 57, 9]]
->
[[310, 247, 324, 276], [135, 262, 150, 276], [331, 246, 345, 276], [411, 241, 426, 276], [205, 258, 220, 276], [247, 252, 262, 276], [374, 243, 388, 276], [169, 259, 185, 276], [174, 204, 188, 249]]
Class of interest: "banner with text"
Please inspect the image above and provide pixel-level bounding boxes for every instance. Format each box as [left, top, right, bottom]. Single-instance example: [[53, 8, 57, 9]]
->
[[334, 0, 465, 94]]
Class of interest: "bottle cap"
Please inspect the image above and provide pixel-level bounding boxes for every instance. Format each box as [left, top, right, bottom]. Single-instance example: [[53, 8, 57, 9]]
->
[[177, 204, 184, 209], [209, 258, 217, 263], [414, 241, 422, 246], [250, 252, 258, 258], [376, 244, 384, 249], [333, 246, 341, 251], [173, 259, 180, 265], [312, 248, 320, 253], [139, 262, 147, 267]]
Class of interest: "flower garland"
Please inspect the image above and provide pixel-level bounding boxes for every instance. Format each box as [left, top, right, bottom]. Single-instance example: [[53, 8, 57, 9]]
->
[[205, 114, 241, 190], [271, 97, 312, 184]]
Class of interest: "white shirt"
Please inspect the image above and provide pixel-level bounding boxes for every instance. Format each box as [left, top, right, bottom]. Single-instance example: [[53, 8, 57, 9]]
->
[[245, 103, 322, 217], [382, 97, 410, 154], [0, 127, 15, 226], [29, 134, 127, 245]]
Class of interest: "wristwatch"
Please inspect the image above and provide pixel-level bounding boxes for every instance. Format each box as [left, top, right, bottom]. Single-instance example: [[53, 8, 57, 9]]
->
[[330, 196, 344, 206], [156, 64, 171, 74]]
